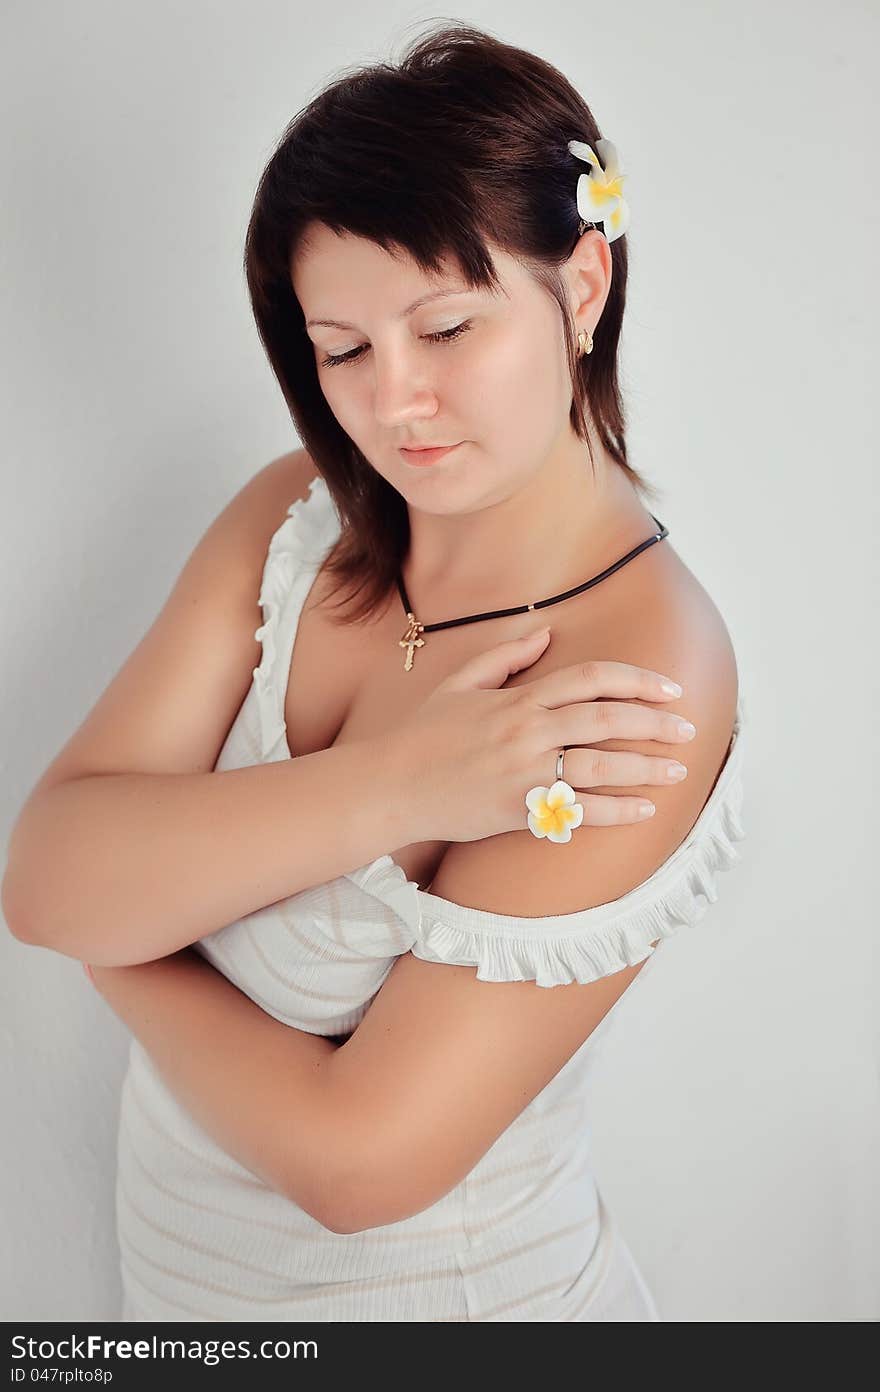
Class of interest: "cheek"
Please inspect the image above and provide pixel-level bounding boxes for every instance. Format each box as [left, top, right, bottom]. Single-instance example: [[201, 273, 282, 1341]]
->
[[318, 371, 367, 435], [475, 325, 565, 445]]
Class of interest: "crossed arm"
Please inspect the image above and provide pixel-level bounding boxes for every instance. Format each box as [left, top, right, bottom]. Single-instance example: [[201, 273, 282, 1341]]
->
[[90, 939, 657, 1237], [84, 637, 735, 1237]]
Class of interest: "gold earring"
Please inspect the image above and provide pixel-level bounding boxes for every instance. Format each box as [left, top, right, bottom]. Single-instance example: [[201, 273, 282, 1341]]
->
[[577, 329, 594, 358]]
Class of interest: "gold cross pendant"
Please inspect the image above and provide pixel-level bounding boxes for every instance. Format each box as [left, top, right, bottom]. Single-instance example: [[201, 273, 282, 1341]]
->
[[399, 612, 425, 671]]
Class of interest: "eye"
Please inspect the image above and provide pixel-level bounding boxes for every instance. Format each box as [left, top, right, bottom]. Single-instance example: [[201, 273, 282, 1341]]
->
[[319, 320, 473, 369]]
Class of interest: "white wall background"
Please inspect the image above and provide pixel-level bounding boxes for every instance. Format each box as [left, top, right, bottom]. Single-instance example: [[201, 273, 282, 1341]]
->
[[2, 0, 877, 1322]]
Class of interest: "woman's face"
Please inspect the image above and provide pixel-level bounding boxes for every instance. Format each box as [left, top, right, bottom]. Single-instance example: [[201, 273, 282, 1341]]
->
[[290, 223, 576, 516]]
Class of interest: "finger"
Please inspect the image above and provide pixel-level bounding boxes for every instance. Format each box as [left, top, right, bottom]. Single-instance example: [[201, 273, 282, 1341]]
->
[[577, 793, 657, 826], [552, 700, 697, 746], [529, 659, 683, 710], [443, 628, 552, 692], [565, 747, 689, 788]]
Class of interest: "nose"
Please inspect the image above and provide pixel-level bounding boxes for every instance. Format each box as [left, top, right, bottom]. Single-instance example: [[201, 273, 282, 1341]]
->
[[372, 350, 440, 430]]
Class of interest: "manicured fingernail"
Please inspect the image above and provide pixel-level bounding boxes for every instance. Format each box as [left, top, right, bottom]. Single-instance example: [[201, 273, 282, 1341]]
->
[[638, 802, 656, 817], [660, 679, 682, 696]]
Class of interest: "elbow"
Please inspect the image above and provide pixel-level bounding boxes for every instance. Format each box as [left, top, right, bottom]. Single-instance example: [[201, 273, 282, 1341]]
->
[[321, 1208, 364, 1238], [324, 1181, 385, 1237], [322, 1197, 375, 1237], [321, 1162, 421, 1236], [274, 1123, 375, 1236], [291, 1143, 403, 1237], [2, 850, 63, 951], [2, 877, 74, 958], [3, 802, 49, 945], [2, 868, 38, 945], [303, 1169, 371, 1238], [295, 1075, 425, 1235]]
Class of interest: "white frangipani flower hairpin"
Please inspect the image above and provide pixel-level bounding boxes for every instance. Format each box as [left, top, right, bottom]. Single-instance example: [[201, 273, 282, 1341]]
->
[[525, 780, 585, 843], [567, 138, 629, 244]]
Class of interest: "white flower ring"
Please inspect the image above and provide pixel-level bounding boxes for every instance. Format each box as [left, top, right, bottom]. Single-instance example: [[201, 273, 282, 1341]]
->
[[525, 779, 585, 843]]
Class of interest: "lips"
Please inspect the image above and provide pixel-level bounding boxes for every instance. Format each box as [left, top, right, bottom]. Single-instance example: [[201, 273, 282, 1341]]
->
[[399, 442, 461, 465]]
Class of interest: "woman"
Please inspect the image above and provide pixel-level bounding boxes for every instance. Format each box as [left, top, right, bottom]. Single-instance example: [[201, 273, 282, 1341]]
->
[[4, 24, 746, 1320]]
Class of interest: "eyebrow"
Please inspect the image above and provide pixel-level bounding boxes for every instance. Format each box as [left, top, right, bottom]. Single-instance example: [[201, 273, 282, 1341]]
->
[[305, 288, 473, 331]]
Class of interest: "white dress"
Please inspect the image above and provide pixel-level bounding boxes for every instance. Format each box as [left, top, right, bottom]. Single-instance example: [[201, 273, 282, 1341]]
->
[[115, 474, 748, 1322]]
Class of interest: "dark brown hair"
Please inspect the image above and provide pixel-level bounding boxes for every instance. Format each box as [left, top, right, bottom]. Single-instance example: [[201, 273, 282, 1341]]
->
[[244, 21, 660, 625]]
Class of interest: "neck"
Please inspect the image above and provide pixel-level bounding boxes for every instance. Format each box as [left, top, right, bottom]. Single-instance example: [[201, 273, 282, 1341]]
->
[[400, 428, 652, 624]]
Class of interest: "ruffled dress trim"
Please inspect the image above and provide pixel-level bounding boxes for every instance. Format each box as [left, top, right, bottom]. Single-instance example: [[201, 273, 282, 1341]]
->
[[348, 695, 748, 988], [251, 473, 341, 761]]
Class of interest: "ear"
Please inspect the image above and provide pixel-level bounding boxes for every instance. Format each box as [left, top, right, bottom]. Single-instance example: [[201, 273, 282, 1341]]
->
[[562, 228, 612, 337]]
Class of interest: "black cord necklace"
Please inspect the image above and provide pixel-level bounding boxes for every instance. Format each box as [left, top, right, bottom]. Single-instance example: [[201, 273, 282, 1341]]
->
[[395, 514, 669, 671]]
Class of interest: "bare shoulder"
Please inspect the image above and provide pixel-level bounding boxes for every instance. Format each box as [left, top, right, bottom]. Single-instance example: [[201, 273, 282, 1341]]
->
[[592, 551, 739, 759], [256, 444, 320, 506], [541, 548, 740, 858], [220, 446, 321, 569], [428, 548, 740, 914], [520, 544, 739, 778]]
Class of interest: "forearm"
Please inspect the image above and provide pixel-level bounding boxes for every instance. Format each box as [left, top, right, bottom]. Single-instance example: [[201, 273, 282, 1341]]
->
[[4, 732, 421, 965], [89, 949, 351, 1229]]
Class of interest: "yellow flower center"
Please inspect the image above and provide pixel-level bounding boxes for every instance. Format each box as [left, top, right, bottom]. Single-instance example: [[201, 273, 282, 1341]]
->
[[535, 797, 580, 834]]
